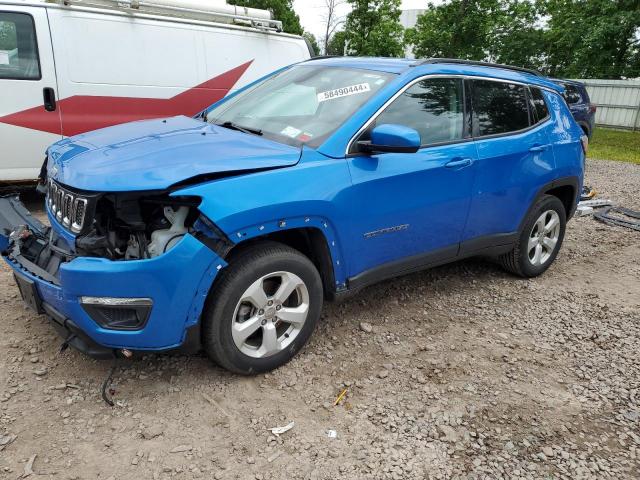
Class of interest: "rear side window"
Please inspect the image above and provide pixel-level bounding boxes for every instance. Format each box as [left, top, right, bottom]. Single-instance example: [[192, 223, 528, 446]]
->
[[472, 80, 530, 136], [0, 12, 40, 80], [375, 77, 465, 145], [530, 87, 549, 122], [563, 84, 582, 104]]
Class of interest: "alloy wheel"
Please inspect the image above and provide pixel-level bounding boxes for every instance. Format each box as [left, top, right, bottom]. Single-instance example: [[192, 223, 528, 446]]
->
[[231, 271, 310, 358], [527, 210, 561, 267]]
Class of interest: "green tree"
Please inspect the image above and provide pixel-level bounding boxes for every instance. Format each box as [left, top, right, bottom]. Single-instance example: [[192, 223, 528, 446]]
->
[[541, 0, 640, 78], [343, 0, 405, 57], [303, 31, 321, 56], [326, 30, 347, 55], [228, 0, 304, 35], [405, 0, 639, 79], [405, 0, 503, 60]]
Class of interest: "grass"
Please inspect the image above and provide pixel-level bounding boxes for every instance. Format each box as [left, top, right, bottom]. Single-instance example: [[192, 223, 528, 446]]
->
[[589, 127, 640, 164]]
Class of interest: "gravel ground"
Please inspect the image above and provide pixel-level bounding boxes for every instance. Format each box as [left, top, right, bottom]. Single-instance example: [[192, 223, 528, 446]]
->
[[0, 159, 639, 480]]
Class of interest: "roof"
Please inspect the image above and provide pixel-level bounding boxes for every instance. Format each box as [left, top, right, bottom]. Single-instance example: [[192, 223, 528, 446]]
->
[[305, 56, 563, 93]]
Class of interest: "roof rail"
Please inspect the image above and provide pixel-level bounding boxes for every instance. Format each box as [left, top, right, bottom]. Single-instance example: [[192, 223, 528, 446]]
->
[[57, 0, 283, 32], [304, 55, 343, 61], [416, 58, 542, 77]]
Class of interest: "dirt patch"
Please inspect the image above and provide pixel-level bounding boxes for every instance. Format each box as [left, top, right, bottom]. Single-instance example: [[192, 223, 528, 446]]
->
[[1, 159, 639, 479]]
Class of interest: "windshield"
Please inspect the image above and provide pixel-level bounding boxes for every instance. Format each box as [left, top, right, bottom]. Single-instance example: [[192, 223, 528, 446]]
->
[[206, 65, 395, 148]]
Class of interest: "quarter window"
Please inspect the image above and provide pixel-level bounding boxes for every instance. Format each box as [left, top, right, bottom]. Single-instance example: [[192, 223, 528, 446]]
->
[[530, 87, 549, 122], [0, 12, 40, 80], [374, 77, 465, 146], [472, 80, 530, 136]]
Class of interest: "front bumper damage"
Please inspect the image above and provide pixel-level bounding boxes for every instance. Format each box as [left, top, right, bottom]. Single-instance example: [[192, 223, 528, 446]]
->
[[0, 195, 227, 359]]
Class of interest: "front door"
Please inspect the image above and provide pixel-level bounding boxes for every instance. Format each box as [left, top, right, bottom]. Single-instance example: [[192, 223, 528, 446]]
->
[[0, 7, 60, 182], [345, 76, 476, 280]]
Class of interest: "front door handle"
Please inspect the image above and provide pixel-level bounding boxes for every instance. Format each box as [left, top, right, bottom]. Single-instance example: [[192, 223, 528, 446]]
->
[[529, 144, 549, 152], [43, 87, 56, 112], [445, 157, 473, 169]]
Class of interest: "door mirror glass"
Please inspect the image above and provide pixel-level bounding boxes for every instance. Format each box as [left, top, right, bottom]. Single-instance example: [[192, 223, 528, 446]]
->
[[358, 124, 421, 154]]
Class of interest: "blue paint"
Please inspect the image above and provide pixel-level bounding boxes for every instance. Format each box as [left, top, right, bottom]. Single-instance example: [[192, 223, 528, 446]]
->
[[369, 124, 421, 150], [1, 58, 584, 354]]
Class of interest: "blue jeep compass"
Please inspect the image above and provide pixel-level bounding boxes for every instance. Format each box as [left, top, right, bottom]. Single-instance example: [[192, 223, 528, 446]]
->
[[0, 57, 586, 374]]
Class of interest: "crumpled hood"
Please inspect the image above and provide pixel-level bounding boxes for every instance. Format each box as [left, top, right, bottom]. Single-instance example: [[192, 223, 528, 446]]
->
[[46, 116, 301, 192]]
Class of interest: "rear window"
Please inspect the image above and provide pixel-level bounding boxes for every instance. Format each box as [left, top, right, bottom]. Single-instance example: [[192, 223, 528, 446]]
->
[[563, 84, 582, 104], [0, 12, 40, 80], [472, 80, 530, 136], [530, 87, 550, 122]]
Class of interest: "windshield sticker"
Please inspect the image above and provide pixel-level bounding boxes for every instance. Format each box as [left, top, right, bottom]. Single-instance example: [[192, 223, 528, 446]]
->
[[317, 83, 371, 103], [297, 132, 313, 142], [281, 126, 302, 138]]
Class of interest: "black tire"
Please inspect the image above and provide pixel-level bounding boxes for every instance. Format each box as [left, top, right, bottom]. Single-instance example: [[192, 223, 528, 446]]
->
[[202, 241, 323, 374], [499, 194, 566, 278]]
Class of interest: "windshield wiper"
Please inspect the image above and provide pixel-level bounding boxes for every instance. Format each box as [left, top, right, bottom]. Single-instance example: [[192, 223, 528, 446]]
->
[[216, 121, 263, 136]]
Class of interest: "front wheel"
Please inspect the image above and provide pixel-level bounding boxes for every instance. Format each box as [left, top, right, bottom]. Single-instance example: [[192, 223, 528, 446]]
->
[[202, 242, 323, 374], [499, 194, 566, 278]]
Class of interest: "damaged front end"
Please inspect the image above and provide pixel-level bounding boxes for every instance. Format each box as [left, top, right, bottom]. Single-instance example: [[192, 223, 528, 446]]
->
[[0, 182, 231, 359]]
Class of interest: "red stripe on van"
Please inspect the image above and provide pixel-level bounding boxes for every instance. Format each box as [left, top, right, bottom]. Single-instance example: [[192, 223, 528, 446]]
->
[[0, 61, 253, 136]]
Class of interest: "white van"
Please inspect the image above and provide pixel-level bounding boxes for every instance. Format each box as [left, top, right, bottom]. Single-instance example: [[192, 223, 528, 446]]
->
[[0, 0, 312, 183]]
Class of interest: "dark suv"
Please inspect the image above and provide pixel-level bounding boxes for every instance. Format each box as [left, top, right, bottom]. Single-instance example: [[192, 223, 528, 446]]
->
[[553, 79, 596, 138]]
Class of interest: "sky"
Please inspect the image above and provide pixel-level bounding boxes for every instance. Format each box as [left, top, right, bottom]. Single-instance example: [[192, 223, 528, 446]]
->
[[293, 0, 430, 41]]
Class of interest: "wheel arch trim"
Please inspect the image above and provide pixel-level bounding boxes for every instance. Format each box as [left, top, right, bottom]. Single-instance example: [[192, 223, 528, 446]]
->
[[520, 176, 580, 232], [225, 215, 348, 294]]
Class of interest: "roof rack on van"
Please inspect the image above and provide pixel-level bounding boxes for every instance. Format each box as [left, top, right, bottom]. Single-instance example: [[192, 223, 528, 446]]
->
[[57, 0, 284, 32], [416, 58, 542, 77]]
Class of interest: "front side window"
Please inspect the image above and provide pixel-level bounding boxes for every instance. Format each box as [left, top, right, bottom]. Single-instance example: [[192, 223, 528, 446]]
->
[[207, 65, 394, 148], [0, 12, 40, 80], [472, 80, 530, 136], [373, 77, 465, 146], [530, 87, 550, 122]]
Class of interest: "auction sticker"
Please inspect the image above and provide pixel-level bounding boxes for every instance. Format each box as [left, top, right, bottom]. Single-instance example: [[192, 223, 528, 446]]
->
[[281, 126, 302, 138], [317, 83, 371, 103]]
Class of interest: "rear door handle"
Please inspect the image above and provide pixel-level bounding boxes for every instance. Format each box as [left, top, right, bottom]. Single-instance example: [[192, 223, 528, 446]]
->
[[445, 157, 473, 169], [43, 87, 56, 112], [529, 144, 549, 152]]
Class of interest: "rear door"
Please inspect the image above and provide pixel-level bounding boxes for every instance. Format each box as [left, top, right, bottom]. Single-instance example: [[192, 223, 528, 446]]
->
[[462, 78, 556, 244], [0, 6, 61, 182]]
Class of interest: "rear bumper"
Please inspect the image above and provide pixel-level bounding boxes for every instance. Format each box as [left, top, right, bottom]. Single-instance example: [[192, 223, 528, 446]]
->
[[1, 195, 226, 357]]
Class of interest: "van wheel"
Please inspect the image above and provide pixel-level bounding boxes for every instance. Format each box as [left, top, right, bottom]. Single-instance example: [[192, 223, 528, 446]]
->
[[202, 242, 323, 374], [499, 195, 566, 278]]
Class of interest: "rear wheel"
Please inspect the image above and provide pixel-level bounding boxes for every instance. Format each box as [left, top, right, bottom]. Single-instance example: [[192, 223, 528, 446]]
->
[[499, 195, 566, 278], [202, 242, 323, 374]]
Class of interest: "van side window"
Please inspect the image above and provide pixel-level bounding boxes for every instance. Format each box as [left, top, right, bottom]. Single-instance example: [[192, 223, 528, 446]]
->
[[374, 77, 464, 145], [530, 87, 550, 122], [0, 12, 40, 80], [472, 80, 530, 136]]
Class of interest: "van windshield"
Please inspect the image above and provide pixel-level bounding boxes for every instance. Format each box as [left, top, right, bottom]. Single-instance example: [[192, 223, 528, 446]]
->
[[206, 65, 394, 148]]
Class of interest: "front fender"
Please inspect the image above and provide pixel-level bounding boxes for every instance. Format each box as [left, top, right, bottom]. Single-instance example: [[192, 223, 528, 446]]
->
[[173, 148, 352, 287]]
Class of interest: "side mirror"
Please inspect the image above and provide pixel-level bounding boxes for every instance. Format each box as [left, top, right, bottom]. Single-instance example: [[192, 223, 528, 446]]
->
[[357, 124, 421, 154]]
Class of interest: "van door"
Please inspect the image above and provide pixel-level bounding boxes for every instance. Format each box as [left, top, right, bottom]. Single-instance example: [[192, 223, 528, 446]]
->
[[0, 6, 61, 182]]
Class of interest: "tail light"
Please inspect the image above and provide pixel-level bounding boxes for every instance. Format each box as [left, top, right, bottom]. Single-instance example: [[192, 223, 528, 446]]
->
[[580, 135, 589, 155], [588, 103, 597, 114]]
